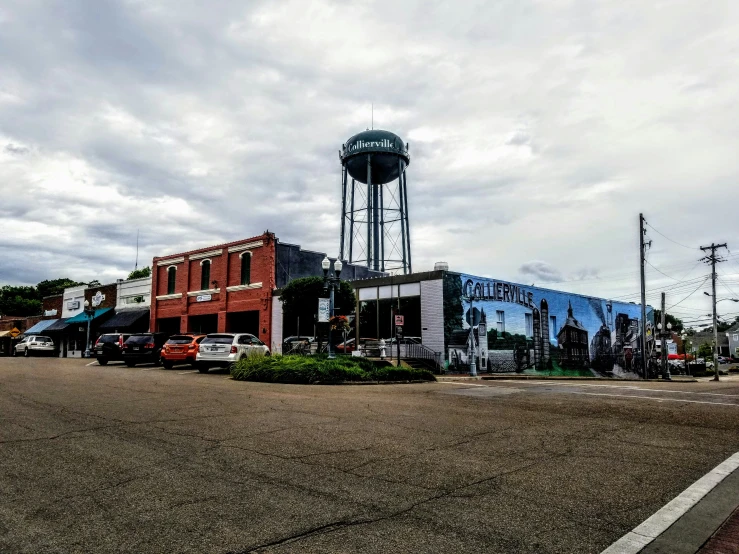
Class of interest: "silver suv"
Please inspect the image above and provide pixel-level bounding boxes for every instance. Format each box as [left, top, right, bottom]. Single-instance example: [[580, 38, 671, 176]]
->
[[195, 333, 269, 373], [14, 335, 55, 357]]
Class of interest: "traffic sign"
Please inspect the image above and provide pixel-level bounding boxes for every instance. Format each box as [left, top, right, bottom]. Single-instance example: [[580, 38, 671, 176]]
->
[[395, 325, 403, 338], [9, 327, 20, 338], [394, 315, 404, 326]]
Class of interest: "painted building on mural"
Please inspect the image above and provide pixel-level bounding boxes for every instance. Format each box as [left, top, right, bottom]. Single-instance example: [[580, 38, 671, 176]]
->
[[350, 269, 654, 378]]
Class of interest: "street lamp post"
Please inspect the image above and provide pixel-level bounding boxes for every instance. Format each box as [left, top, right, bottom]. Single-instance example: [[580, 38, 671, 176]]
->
[[656, 321, 672, 380], [703, 293, 738, 381], [681, 332, 689, 376], [83, 300, 95, 358], [322, 256, 343, 360], [467, 294, 477, 377]]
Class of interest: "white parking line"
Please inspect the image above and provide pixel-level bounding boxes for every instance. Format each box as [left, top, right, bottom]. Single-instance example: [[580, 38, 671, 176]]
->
[[498, 380, 739, 398], [601, 451, 739, 553], [569, 391, 738, 407], [86, 361, 98, 366], [140, 367, 155, 371], [438, 382, 488, 387], [178, 370, 199, 375]]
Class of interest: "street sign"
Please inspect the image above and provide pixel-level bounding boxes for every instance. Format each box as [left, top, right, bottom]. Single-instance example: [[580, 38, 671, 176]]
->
[[317, 298, 330, 323], [196, 294, 212, 302], [396, 325, 403, 338], [394, 315, 404, 326], [9, 327, 20, 338]]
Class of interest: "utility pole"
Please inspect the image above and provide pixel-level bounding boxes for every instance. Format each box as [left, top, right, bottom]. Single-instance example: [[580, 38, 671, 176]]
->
[[700, 242, 727, 381], [639, 214, 650, 378]]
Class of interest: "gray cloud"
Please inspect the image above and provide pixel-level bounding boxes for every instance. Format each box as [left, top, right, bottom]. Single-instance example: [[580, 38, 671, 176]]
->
[[0, 0, 736, 319], [518, 261, 564, 284]]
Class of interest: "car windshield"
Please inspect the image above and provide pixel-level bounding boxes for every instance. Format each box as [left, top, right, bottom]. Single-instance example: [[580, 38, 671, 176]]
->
[[126, 335, 153, 345], [167, 336, 194, 345], [36, 336, 52, 342], [98, 335, 120, 344], [201, 335, 234, 345]]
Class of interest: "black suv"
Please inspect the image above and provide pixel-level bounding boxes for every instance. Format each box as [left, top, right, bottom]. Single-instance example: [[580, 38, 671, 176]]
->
[[93, 333, 132, 365], [121, 333, 168, 367]]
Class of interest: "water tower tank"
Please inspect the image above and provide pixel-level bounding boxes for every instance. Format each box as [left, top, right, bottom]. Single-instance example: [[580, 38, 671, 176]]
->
[[339, 130, 412, 274]]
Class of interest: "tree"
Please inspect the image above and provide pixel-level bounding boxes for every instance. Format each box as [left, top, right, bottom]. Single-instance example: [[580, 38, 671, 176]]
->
[[652, 310, 684, 333], [279, 277, 356, 336], [36, 278, 84, 298], [127, 266, 151, 280], [698, 343, 714, 360], [0, 286, 42, 316]]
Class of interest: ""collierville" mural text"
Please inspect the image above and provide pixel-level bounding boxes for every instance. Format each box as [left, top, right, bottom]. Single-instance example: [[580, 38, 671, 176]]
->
[[463, 278, 535, 309]]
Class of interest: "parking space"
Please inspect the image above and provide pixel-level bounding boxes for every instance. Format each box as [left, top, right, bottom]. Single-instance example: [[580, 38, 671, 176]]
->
[[2, 357, 739, 553]]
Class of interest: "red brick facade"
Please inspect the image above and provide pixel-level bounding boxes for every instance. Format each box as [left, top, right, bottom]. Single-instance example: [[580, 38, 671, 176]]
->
[[150, 233, 277, 346]]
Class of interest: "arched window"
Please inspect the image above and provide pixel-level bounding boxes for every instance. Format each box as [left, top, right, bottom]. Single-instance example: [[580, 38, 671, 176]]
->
[[167, 266, 176, 295], [200, 260, 211, 291], [240, 252, 251, 286]]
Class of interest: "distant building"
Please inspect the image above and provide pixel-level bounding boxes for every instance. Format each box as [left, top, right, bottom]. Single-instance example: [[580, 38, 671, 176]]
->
[[557, 302, 590, 369]]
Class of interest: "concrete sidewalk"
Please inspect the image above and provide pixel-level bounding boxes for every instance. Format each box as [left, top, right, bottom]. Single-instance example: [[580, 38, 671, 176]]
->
[[604, 453, 739, 554]]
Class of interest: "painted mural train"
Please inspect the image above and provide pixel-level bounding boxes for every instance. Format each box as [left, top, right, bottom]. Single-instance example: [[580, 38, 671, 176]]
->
[[444, 273, 653, 378]]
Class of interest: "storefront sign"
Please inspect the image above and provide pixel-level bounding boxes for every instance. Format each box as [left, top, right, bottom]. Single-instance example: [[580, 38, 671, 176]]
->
[[317, 298, 330, 322], [196, 294, 212, 302], [91, 291, 105, 307], [44, 309, 58, 316], [67, 300, 80, 310], [463, 278, 534, 309]]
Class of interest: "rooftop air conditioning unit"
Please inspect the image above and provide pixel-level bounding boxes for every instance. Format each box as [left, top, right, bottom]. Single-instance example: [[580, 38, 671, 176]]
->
[[434, 261, 449, 271]]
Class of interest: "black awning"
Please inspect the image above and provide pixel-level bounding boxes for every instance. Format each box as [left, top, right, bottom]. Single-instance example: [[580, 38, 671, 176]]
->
[[98, 309, 150, 333], [44, 318, 72, 332]]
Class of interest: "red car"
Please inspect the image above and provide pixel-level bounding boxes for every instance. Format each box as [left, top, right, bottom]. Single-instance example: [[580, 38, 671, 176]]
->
[[161, 334, 205, 369]]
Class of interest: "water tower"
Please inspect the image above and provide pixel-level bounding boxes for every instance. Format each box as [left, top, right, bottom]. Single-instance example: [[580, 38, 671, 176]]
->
[[339, 130, 412, 274]]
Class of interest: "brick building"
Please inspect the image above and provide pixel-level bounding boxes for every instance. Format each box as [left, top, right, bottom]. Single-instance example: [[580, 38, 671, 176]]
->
[[150, 232, 381, 349]]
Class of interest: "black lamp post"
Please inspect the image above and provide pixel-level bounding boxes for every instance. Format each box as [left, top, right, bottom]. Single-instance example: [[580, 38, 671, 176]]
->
[[322, 256, 343, 359], [83, 299, 95, 358]]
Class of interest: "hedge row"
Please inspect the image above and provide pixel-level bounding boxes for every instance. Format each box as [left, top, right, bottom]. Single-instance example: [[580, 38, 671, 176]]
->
[[230, 354, 436, 384]]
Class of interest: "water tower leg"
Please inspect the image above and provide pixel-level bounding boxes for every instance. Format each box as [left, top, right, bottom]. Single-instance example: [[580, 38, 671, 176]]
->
[[372, 174, 380, 271], [367, 155, 372, 269], [340, 165, 347, 261], [349, 179, 355, 263], [398, 159, 407, 275], [402, 169, 412, 273], [380, 184, 385, 272]]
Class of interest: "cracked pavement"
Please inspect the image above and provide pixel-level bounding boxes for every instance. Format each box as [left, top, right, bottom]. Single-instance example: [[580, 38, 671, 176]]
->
[[1, 359, 739, 553]]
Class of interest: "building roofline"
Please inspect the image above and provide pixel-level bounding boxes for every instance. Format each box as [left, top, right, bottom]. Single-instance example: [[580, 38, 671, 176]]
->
[[153, 232, 276, 262]]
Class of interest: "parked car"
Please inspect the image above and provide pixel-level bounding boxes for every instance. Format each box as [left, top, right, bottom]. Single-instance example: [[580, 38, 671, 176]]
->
[[14, 335, 54, 357], [334, 337, 377, 354], [282, 336, 316, 355], [717, 356, 732, 364], [93, 333, 132, 365], [195, 333, 269, 373], [161, 334, 205, 369], [121, 333, 168, 367]]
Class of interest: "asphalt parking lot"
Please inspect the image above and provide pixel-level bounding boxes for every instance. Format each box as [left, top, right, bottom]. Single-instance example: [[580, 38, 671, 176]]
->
[[2, 357, 739, 553]]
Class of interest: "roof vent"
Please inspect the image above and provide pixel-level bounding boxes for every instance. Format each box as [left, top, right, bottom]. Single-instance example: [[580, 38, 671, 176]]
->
[[434, 261, 449, 271]]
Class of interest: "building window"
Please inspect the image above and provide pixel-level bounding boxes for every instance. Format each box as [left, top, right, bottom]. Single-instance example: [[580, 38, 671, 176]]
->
[[496, 310, 505, 333], [240, 253, 251, 286], [167, 266, 176, 295], [550, 316, 557, 342], [200, 260, 211, 291], [525, 313, 533, 337]]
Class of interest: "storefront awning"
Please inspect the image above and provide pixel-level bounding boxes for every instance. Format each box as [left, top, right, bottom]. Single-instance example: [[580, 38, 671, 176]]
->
[[0, 330, 12, 337], [23, 319, 58, 335], [44, 318, 72, 332], [98, 309, 150, 333], [65, 308, 113, 324]]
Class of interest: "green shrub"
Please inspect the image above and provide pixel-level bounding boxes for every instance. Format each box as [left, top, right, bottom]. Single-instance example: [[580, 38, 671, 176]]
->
[[230, 354, 436, 384]]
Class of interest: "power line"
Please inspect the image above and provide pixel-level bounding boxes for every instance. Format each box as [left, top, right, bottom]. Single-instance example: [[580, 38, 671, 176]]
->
[[666, 277, 711, 311], [644, 220, 699, 250]]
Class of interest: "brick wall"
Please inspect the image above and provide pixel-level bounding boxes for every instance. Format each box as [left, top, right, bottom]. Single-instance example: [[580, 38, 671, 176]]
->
[[84, 284, 117, 310], [42, 295, 63, 319]]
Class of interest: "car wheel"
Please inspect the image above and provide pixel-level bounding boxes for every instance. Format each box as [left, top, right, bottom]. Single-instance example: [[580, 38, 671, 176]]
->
[[97, 358, 108, 366], [162, 360, 174, 369], [154, 357, 162, 367], [125, 361, 136, 368], [24, 348, 30, 357]]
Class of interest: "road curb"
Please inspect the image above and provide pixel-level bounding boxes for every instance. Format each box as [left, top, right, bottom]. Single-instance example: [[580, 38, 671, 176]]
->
[[601, 452, 739, 553], [438, 375, 698, 383]]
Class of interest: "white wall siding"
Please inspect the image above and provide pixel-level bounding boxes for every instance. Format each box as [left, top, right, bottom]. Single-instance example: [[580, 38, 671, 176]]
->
[[421, 279, 444, 355], [116, 277, 152, 309], [271, 297, 284, 354]]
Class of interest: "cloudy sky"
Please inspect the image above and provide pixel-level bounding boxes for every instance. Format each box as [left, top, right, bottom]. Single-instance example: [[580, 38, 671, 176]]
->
[[1, 0, 738, 325]]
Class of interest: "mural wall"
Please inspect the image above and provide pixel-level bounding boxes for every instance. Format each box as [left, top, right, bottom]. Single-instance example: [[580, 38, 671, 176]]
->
[[443, 272, 654, 378]]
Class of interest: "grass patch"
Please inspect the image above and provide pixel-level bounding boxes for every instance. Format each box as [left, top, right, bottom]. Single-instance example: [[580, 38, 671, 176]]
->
[[231, 354, 436, 384]]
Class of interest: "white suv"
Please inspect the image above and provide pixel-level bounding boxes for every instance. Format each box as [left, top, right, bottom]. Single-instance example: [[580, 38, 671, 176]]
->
[[14, 335, 55, 357], [195, 333, 269, 373]]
